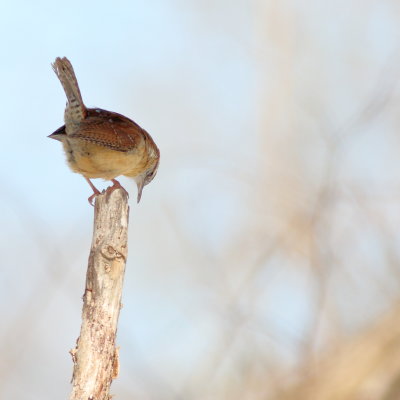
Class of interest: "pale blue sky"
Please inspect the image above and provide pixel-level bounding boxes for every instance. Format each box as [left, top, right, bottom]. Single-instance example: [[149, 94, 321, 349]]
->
[[1, 1, 400, 399], [0, 1, 259, 398]]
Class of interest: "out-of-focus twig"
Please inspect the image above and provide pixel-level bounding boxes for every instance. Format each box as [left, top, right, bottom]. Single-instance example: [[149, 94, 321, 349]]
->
[[280, 304, 400, 400]]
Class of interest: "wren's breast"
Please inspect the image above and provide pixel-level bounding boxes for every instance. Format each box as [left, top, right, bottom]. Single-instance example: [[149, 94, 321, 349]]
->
[[62, 137, 148, 180]]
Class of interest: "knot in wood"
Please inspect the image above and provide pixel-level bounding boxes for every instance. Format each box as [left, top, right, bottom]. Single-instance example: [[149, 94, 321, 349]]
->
[[101, 245, 123, 260]]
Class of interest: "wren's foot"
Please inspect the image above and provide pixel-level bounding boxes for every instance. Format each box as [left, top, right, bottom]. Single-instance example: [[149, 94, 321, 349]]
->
[[85, 177, 102, 206], [88, 192, 99, 206], [105, 179, 129, 198]]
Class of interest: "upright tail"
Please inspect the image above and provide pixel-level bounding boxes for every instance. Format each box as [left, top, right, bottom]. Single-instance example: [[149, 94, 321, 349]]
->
[[52, 57, 86, 125]]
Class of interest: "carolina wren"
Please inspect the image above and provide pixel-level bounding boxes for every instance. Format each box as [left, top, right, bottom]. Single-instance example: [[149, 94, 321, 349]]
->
[[49, 57, 160, 203]]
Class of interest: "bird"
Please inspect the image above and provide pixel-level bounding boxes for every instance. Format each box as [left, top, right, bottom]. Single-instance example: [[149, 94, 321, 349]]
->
[[49, 57, 160, 204]]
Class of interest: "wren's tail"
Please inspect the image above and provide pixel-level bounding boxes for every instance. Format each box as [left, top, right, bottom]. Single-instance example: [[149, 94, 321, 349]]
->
[[52, 57, 86, 124]]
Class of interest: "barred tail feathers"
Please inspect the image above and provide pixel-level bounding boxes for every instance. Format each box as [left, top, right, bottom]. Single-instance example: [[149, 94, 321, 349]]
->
[[53, 57, 86, 124]]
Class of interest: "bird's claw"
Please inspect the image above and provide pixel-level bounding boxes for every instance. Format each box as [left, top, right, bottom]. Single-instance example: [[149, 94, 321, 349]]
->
[[105, 179, 129, 197]]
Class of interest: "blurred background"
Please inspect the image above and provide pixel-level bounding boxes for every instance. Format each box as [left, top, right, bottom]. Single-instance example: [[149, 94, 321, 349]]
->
[[1, 0, 400, 399]]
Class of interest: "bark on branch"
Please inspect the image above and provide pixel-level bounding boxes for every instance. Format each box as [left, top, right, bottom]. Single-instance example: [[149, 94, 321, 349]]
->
[[69, 188, 129, 400]]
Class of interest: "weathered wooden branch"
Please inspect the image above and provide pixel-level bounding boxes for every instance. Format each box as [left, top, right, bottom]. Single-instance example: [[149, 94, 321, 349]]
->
[[69, 188, 129, 400]]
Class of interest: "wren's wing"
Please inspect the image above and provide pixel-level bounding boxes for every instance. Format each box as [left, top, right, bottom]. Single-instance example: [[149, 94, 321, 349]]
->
[[68, 108, 145, 152]]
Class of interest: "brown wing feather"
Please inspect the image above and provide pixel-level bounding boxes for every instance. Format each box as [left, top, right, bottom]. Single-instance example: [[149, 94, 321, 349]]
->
[[68, 108, 145, 152]]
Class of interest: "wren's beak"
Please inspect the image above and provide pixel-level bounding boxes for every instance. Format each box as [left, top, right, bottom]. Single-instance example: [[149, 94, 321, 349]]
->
[[136, 177, 145, 203]]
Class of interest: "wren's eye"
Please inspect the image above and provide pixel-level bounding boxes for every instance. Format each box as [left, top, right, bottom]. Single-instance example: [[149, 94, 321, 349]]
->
[[146, 171, 154, 181], [145, 168, 157, 184]]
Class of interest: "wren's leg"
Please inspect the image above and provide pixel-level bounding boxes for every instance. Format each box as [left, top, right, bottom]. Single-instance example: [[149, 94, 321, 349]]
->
[[106, 179, 129, 197], [85, 177, 101, 206]]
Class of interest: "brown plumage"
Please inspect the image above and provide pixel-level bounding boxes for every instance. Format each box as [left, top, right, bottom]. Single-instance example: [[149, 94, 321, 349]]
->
[[49, 57, 160, 203]]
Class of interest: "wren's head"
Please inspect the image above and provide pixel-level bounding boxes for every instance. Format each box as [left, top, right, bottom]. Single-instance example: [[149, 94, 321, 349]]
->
[[135, 158, 159, 203]]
